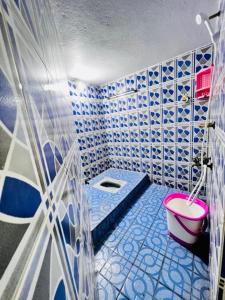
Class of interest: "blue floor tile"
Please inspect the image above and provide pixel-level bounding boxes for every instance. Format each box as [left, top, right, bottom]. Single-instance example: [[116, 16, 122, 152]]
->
[[97, 273, 119, 300], [125, 223, 149, 244], [115, 234, 140, 264], [144, 229, 168, 255], [100, 253, 132, 290], [121, 265, 157, 299], [156, 206, 167, 220], [133, 246, 164, 280], [191, 273, 210, 300], [132, 210, 155, 229], [131, 199, 144, 211], [95, 245, 113, 272], [159, 257, 192, 299], [165, 238, 193, 271], [104, 228, 125, 250], [154, 282, 183, 299], [151, 218, 168, 235], [115, 215, 134, 233], [140, 203, 160, 216], [193, 255, 209, 279]]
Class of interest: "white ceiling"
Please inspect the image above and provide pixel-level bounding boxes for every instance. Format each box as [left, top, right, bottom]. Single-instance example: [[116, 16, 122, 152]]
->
[[50, 0, 218, 85]]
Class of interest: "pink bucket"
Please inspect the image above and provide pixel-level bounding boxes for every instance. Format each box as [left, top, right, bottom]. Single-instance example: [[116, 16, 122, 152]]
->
[[163, 192, 209, 246]]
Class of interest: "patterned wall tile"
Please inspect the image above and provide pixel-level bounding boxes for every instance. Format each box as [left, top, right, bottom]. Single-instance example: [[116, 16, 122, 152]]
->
[[136, 70, 147, 90], [162, 59, 175, 82], [138, 91, 149, 108], [150, 108, 161, 126], [162, 83, 175, 104], [149, 87, 161, 106], [177, 104, 192, 123], [164, 145, 175, 161], [164, 163, 175, 179], [195, 45, 213, 73], [126, 74, 136, 92], [193, 101, 208, 122], [108, 82, 116, 98], [139, 110, 150, 127], [140, 144, 151, 159], [129, 112, 139, 127], [151, 127, 161, 143], [148, 64, 161, 86], [118, 97, 128, 112], [163, 105, 176, 124], [177, 78, 192, 104], [116, 78, 126, 95], [177, 125, 191, 143], [127, 93, 137, 110], [176, 52, 193, 78], [152, 145, 163, 160], [163, 127, 176, 143]]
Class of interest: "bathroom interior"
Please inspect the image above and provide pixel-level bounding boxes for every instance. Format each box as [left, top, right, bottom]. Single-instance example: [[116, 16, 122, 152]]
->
[[0, 0, 225, 299]]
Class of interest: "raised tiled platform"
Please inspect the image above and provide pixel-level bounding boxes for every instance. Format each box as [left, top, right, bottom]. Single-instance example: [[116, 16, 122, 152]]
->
[[95, 183, 210, 299], [86, 168, 150, 245]]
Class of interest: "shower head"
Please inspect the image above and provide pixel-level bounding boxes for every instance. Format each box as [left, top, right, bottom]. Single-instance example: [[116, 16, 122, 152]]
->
[[195, 13, 208, 25]]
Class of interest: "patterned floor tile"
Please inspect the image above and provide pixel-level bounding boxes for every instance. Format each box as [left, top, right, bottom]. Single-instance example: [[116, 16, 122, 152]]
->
[[125, 207, 141, 219], [125, 224, 149, 245], [101, 253, 132, 290], [151, 218, 168, 235], [140, 203, 160, 216], [95, 245, 113, 272], [97, 273, 119, 300], [153, 282, 183, 299], [144, 229, 168, 255], [165, 238, 193, 271], [131, 199, 144, 211], [121, 265, 157, 299], [133, 246, 164, 280], [104, 228, 125, 250], [132, 210, 155, 229], [159, 257, 192, 299], [115, 234, 140, 264], [156, 206, 167, 220], [193, 255, 209, 279], [191, 273, 210, 300]]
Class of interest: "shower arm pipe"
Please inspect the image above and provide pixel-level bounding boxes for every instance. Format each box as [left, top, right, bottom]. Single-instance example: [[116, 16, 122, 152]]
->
[[209, 11, 221, 20], [188, 165, 207, 206]]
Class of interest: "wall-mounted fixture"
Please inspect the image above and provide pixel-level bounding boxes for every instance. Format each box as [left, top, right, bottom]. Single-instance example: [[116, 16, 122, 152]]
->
[[195, 65, 214, 100]]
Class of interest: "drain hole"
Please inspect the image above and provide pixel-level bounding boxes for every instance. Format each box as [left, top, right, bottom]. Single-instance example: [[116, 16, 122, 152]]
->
[[100, 181, 121, 188]]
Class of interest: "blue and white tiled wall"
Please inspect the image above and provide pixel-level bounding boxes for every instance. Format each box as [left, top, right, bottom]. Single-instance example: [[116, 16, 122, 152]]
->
[[0, 1, 95, 299], [69, 82, 111, 181], [208, 0, 225, 298], [70, 44, 213, 196]]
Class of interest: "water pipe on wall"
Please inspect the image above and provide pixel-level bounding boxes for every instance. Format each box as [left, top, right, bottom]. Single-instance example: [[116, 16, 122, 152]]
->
[[187, 11, 220, 206]]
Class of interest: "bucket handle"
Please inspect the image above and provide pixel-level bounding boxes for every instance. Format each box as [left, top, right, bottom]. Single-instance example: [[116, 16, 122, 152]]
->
[[174, 214, 207, 237]]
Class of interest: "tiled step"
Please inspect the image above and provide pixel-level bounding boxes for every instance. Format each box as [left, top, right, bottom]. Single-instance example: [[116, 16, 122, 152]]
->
[[85, 168, 150, 246]]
